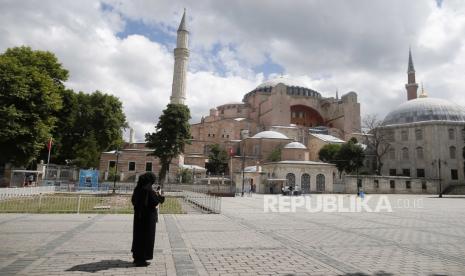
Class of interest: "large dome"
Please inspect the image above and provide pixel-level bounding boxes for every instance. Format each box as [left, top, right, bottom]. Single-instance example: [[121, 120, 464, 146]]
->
[[382, 97, 465, 126], [256, 76, 309, 90], [244, 76, 321, 102]]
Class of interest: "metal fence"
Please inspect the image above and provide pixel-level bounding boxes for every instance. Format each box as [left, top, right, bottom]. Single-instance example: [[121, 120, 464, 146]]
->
[[0, 194, 185, 214], [0, 186, 221, 214], [0, 186, 56, 200], [183, 191, 221, 214], [164, 183, 234, 194]]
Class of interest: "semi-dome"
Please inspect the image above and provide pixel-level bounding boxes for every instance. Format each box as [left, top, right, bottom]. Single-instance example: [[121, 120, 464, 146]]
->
[[252, 131, 289, 139], [382, 97, 465, 126], [284, 142, 307, 149]]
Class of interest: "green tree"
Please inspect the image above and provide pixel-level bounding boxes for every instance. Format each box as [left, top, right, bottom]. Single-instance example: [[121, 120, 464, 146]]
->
[[206, 144, 229, 174], [0, 46, 68, 166], [145, 104, 191, 185], [336, 138, 365, 175], [267, 147, 282, 162], [318, 144, 341, 163], [179, 168, 192, 183], [39, 90, 127, 167], [72, 131, 100, 168]]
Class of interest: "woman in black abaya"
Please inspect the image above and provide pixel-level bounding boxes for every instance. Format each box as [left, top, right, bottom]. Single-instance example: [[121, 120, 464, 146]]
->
[[131, 172, 165, 266]]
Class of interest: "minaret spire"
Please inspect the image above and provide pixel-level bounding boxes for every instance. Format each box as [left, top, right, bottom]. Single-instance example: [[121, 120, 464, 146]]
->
[[408, 47, 415, 73], [170, 9, 190, 105], [405, 48, 418, 101]]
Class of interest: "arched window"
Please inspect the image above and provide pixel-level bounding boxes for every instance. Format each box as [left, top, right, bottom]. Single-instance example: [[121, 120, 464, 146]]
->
[[449, 128, 455, 140], [316, 174, 325, 192], [286, 173, 295, 188], [402, 147, 409, 160], [450, 146, 456, 159], [415, 129, 423, 140], [301, 174, 310, 193], [388, 148, 395, 160], [416, 147, 424, 159]]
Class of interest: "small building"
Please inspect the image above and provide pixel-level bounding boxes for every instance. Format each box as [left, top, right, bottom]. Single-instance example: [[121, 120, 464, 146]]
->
[[234, 140, 337, 194], [98, 142, 180, 183]]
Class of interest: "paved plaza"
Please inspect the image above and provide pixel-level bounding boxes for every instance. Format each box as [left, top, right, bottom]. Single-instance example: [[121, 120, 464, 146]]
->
[[1, 194, 465, 275]]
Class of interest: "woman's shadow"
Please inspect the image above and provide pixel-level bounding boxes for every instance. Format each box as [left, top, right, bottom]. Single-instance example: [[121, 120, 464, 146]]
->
[[66, 259, 135, 273]]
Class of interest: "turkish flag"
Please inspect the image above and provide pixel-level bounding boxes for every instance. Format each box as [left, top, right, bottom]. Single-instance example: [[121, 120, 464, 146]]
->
[[229, 147, 234, 156], [47, 138, 53, 151]]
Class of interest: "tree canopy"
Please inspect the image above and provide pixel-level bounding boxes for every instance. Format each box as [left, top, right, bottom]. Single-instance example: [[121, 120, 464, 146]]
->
[[267, 146, 282, 162], [0, 46, 127, 168], [206, 144, 229, 175], [318, 138, 365, 177], [336, 138, 365, 175], [0, 46, 68, 166], [45, 90, 127, 168], [145, 104, 191, 184], [318, 144, 341, 163]]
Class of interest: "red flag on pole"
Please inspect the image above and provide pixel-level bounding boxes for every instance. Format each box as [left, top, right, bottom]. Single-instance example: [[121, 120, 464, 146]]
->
[[229, 147, 234, 157], [47, 137, 53, 151]]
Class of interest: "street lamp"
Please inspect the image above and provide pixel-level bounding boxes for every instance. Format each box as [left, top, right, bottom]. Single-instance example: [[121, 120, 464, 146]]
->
[[113, 149, 120, 194], [432, 159, 446, 198], [241, 141, 246, 197]]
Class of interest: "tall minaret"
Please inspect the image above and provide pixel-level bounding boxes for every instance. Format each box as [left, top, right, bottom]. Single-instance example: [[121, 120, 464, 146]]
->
[[405, 48, 418, 101], [170, 9, 189, 105]]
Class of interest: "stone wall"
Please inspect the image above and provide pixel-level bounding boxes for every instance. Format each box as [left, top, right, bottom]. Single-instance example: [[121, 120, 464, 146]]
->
[[344, 175, 439, 194]]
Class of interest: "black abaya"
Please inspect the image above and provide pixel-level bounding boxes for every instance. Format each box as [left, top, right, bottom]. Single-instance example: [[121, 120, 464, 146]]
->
[[131, 186, 165, 262]]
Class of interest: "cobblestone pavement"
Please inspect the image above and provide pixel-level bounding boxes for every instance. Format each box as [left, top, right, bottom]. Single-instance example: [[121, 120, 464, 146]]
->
[[1, 194, 465, 275]]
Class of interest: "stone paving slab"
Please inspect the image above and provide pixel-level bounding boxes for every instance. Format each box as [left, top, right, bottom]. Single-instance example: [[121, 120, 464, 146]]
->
[[1, 194, 465, 275]]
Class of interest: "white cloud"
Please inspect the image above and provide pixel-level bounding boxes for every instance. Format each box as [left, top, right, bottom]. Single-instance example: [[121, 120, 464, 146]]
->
[[1, 0, 465, 142]]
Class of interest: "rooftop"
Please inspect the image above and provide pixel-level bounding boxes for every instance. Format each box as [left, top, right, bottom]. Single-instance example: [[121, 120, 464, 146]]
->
[[310, 133, 345, 143], [284, 142, 307, 149]]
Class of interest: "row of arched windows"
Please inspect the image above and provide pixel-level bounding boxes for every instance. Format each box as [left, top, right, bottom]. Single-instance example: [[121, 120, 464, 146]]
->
[[398, 128, 460, 141], [285, 173, 325, 193], [389, 146, 462, 160]]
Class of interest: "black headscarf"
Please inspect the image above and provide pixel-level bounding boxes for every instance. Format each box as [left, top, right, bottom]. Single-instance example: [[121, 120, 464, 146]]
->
[[133, 172, 156, 208]]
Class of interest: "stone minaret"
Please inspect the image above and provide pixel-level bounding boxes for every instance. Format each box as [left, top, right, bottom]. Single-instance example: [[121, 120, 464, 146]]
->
[[405, 48, 418, 101], [170, 9, 189, 105]]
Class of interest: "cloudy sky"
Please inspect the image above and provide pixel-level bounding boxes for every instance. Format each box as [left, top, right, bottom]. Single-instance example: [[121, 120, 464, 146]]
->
[[1, 0, 464, 141]]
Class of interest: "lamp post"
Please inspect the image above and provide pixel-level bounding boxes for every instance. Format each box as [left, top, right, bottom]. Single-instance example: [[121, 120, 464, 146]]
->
[[432, 158, 446, 198], [113, 149, 120, 194], [241, 142, 246, 197]]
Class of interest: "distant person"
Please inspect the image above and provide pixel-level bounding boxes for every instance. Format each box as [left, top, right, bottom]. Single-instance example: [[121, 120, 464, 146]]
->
[[131, 172, 165, 267]]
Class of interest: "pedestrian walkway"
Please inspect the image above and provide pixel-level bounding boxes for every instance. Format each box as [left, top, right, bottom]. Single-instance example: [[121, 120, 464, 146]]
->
[[1, 194, 465, 275]]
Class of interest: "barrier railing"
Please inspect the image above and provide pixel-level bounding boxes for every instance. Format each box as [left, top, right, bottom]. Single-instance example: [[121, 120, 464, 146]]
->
[[0, 194, 184, 214], [0, 186, 56, 200], [183, 191, 221, 214], [0, 186, 221, 214], [164, 184, 233, 195]]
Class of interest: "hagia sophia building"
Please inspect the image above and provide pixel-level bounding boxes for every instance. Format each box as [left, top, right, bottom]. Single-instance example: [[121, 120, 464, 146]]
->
[[99, 10, 465, 195]]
